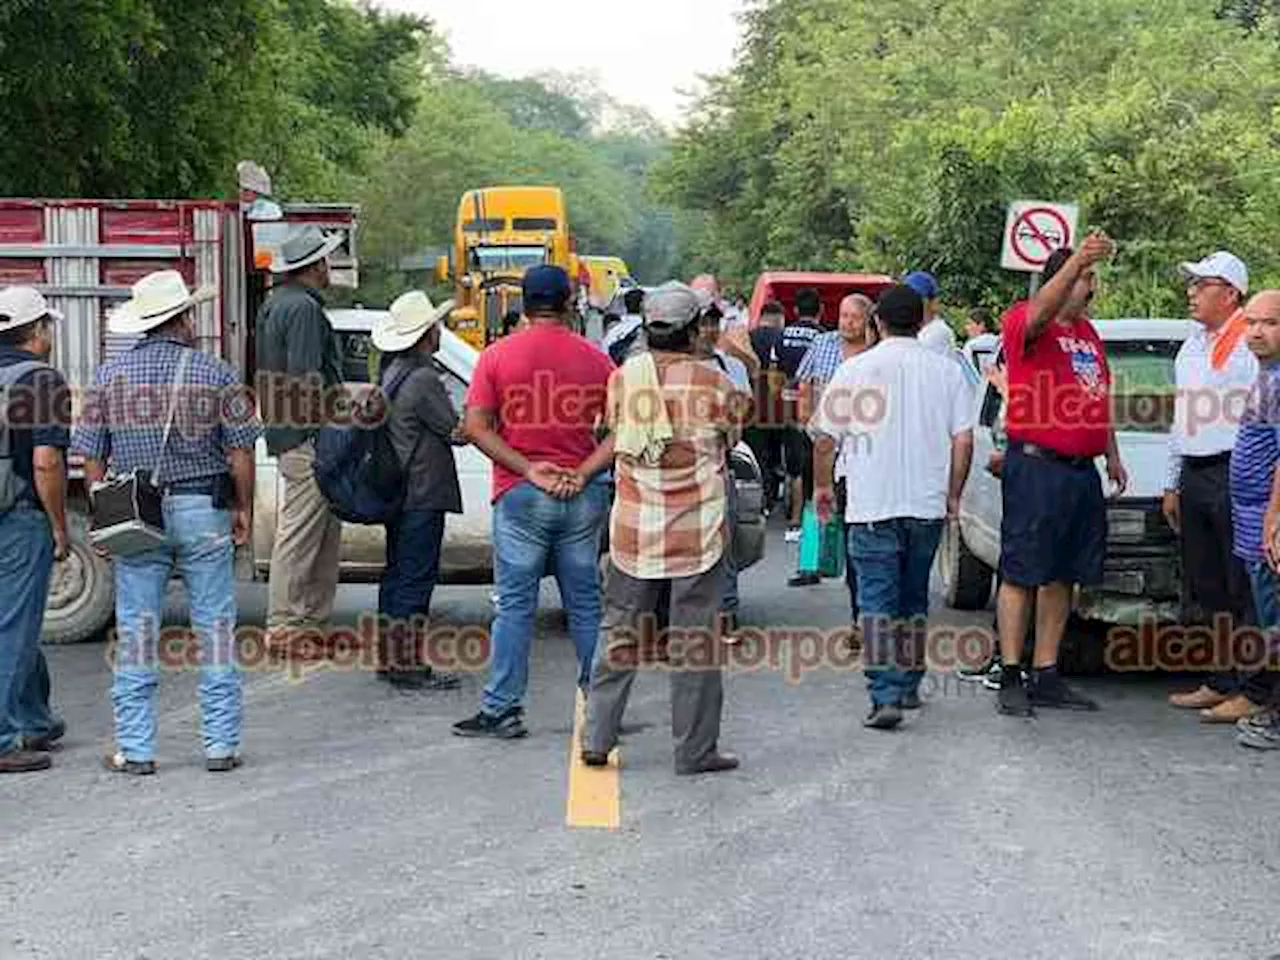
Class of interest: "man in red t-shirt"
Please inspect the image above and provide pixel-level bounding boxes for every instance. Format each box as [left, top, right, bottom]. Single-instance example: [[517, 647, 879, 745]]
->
[[453, 265, 616, 740], [995, 235, 1129, 718]]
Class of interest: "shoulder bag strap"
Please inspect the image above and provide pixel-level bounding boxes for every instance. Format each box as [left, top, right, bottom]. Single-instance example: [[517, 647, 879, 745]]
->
[[151, 349, 193, 485]]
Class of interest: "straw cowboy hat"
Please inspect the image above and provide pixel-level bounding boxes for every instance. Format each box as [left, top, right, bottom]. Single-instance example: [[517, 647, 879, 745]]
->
[[108, 270, 215, 335], [372, 291, 455, 353], [0, 286, 63, 333], [271, 224, 345, 274]]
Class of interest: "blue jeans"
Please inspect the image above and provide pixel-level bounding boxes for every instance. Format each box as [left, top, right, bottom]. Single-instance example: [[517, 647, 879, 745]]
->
[[112, 496, 240, 762], [849, 518, 945, 707], [379, 509, 445, 669], [481, 479, 608, 716], [0, 508, 54, 754], [1246, 562, 1280, 707]]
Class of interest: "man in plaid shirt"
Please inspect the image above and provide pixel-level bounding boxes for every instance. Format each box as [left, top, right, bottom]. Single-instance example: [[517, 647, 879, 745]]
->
[[73, 270, 261, 775], [582, 282, 748, 776]]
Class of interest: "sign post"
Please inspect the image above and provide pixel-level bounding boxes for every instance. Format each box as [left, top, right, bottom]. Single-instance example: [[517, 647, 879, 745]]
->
[[1000, 200, 1079, 299]]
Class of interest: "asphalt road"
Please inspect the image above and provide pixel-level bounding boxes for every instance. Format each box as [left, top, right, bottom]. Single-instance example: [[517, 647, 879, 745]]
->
[[3, 524, 1280, 960]]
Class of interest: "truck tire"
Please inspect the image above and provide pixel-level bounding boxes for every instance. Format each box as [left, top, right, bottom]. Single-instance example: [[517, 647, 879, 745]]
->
[[938, 520, 994, 611], [42, 511, 115, 645]]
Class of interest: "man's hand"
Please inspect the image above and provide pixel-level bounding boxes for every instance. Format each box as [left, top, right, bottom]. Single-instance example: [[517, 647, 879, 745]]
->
[[946, 495, 961, 522], [527, 462, 576, 498], [1076, 230, 1116, 268], [52, 526, 69, 562], [1266, 507, 1280, 574], [1106, 455, 1129, 499], [814, 484, 836, 525], [987, 451, 1005, 478], [1162, 490, 1181, 534], [556, 472, 586, 499], [232, 508, 252, 546]]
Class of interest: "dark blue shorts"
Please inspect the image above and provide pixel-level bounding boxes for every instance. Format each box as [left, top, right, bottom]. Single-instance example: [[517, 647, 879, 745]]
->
[[999, 445, 1105, 588]]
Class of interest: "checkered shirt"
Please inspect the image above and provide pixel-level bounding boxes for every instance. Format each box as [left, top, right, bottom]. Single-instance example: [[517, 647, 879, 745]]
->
[[794, 331, 849, 393], [607, 353, 747, 580], [797, 331, 858, 477], [72, 336, 261, 483]]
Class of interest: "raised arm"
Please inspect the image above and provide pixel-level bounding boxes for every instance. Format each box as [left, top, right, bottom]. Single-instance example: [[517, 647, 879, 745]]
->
[[1027, 232, 1115, 346]]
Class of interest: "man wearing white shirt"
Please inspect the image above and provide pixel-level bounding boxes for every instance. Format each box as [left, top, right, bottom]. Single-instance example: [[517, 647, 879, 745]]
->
[[811, 285, 974, 730], [1165, 251, 1260, 718], [906, 271, 958, 356]]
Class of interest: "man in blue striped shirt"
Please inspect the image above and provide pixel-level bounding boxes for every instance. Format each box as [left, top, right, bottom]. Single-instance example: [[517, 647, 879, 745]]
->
[[1233, 289, 1280, 750]]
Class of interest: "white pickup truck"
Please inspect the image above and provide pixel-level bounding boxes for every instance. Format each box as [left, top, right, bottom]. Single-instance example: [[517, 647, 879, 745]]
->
[[935, 319, 1192, 646], [252, 308, 770, 584]]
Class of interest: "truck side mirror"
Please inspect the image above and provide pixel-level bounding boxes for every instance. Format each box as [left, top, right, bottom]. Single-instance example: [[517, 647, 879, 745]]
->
[[435, 255, 450, 285]]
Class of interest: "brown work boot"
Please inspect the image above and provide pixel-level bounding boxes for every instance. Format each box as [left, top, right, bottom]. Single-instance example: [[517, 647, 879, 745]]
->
[[0, 749, 52, 773], [1200, 695, 1257, 725], [1169, 685, 1230, 710]]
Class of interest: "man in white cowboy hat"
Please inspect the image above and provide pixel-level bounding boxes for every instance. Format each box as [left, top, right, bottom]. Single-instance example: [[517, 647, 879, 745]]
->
[[369, 290, 465, 691], [253, 224, 345, 659], [73, 270, 262, 775], [0, 287, 70, 774]]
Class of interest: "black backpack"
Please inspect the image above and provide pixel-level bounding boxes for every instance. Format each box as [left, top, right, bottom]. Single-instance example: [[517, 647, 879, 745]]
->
[[314, 365, 418, 525]]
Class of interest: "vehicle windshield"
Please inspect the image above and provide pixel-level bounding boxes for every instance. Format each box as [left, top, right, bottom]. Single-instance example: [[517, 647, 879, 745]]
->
[[470, 245, 548, 272], [1108, 339, 1178, 433]]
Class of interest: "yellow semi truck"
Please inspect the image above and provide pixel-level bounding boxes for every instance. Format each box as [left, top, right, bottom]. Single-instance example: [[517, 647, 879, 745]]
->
[[437, 185, 577, 350]]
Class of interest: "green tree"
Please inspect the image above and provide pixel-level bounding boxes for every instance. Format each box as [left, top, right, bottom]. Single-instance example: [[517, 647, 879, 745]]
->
[[0, 0, 431, 199]]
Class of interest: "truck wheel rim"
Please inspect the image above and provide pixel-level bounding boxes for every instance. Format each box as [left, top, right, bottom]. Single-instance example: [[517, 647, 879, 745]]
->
[[47, 547, 90, 616]]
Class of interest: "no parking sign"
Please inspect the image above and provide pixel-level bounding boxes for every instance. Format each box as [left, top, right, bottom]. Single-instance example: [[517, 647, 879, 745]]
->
[[1000, 200, 1079, 273]]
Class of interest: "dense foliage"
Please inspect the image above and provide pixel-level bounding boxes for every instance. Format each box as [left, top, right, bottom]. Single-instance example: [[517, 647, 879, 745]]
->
[[0, 0, 429, 198], [662, 0, 1280, 318]]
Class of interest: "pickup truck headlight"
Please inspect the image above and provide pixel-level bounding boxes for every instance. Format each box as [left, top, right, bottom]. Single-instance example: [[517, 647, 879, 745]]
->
[[1106, 508, 1147, 543]]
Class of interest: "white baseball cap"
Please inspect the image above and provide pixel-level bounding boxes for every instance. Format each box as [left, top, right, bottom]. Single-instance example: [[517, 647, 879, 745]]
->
[[1179, 251, 1249, 295], [0, 286, 63, 334]]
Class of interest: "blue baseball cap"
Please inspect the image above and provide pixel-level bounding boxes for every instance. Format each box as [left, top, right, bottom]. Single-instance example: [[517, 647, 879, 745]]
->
[[522, 265, 572, 312], [903, 271, 940, 300]]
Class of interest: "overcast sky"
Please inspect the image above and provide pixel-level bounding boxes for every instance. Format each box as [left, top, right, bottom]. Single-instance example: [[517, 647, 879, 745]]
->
[[376, 0, 746, 124]]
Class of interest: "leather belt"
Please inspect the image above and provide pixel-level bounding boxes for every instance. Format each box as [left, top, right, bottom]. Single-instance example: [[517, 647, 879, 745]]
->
[[1183, 451, 1232, 469], [1009, 441, 1096, 470], [163, 477, 221, 496]]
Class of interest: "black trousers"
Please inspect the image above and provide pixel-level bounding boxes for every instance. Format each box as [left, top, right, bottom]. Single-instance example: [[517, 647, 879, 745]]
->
[[837, 479, 859, 621], [1180, 459, 1256, 693]]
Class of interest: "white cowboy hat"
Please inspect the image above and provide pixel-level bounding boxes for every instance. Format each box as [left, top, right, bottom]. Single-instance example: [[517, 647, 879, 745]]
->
[[108, 270, 215, 335], [0, 286, 63, 334], [372, 291, 455, 353], [270, 224, 345, 274]]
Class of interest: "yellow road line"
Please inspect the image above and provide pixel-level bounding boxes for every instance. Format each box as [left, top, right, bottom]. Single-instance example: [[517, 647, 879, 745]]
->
[[565, 689, 620, 830]]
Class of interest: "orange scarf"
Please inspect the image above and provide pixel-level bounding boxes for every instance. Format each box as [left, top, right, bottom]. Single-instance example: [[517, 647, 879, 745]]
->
[[1210, 308, 1248, 371]]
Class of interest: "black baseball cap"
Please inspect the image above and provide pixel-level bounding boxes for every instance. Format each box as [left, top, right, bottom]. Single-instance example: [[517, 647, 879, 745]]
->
[[522, 265, 572, 312]]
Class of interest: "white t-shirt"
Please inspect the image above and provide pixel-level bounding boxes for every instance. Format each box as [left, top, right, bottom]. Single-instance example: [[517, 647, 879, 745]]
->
[[918, 316, 957, 355], [810, 337, 975, 523]]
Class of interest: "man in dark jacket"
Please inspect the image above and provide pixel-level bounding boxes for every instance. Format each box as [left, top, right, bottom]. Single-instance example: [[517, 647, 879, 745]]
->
[[255, 225, 345, 660], [372, 292, 464, 691]]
